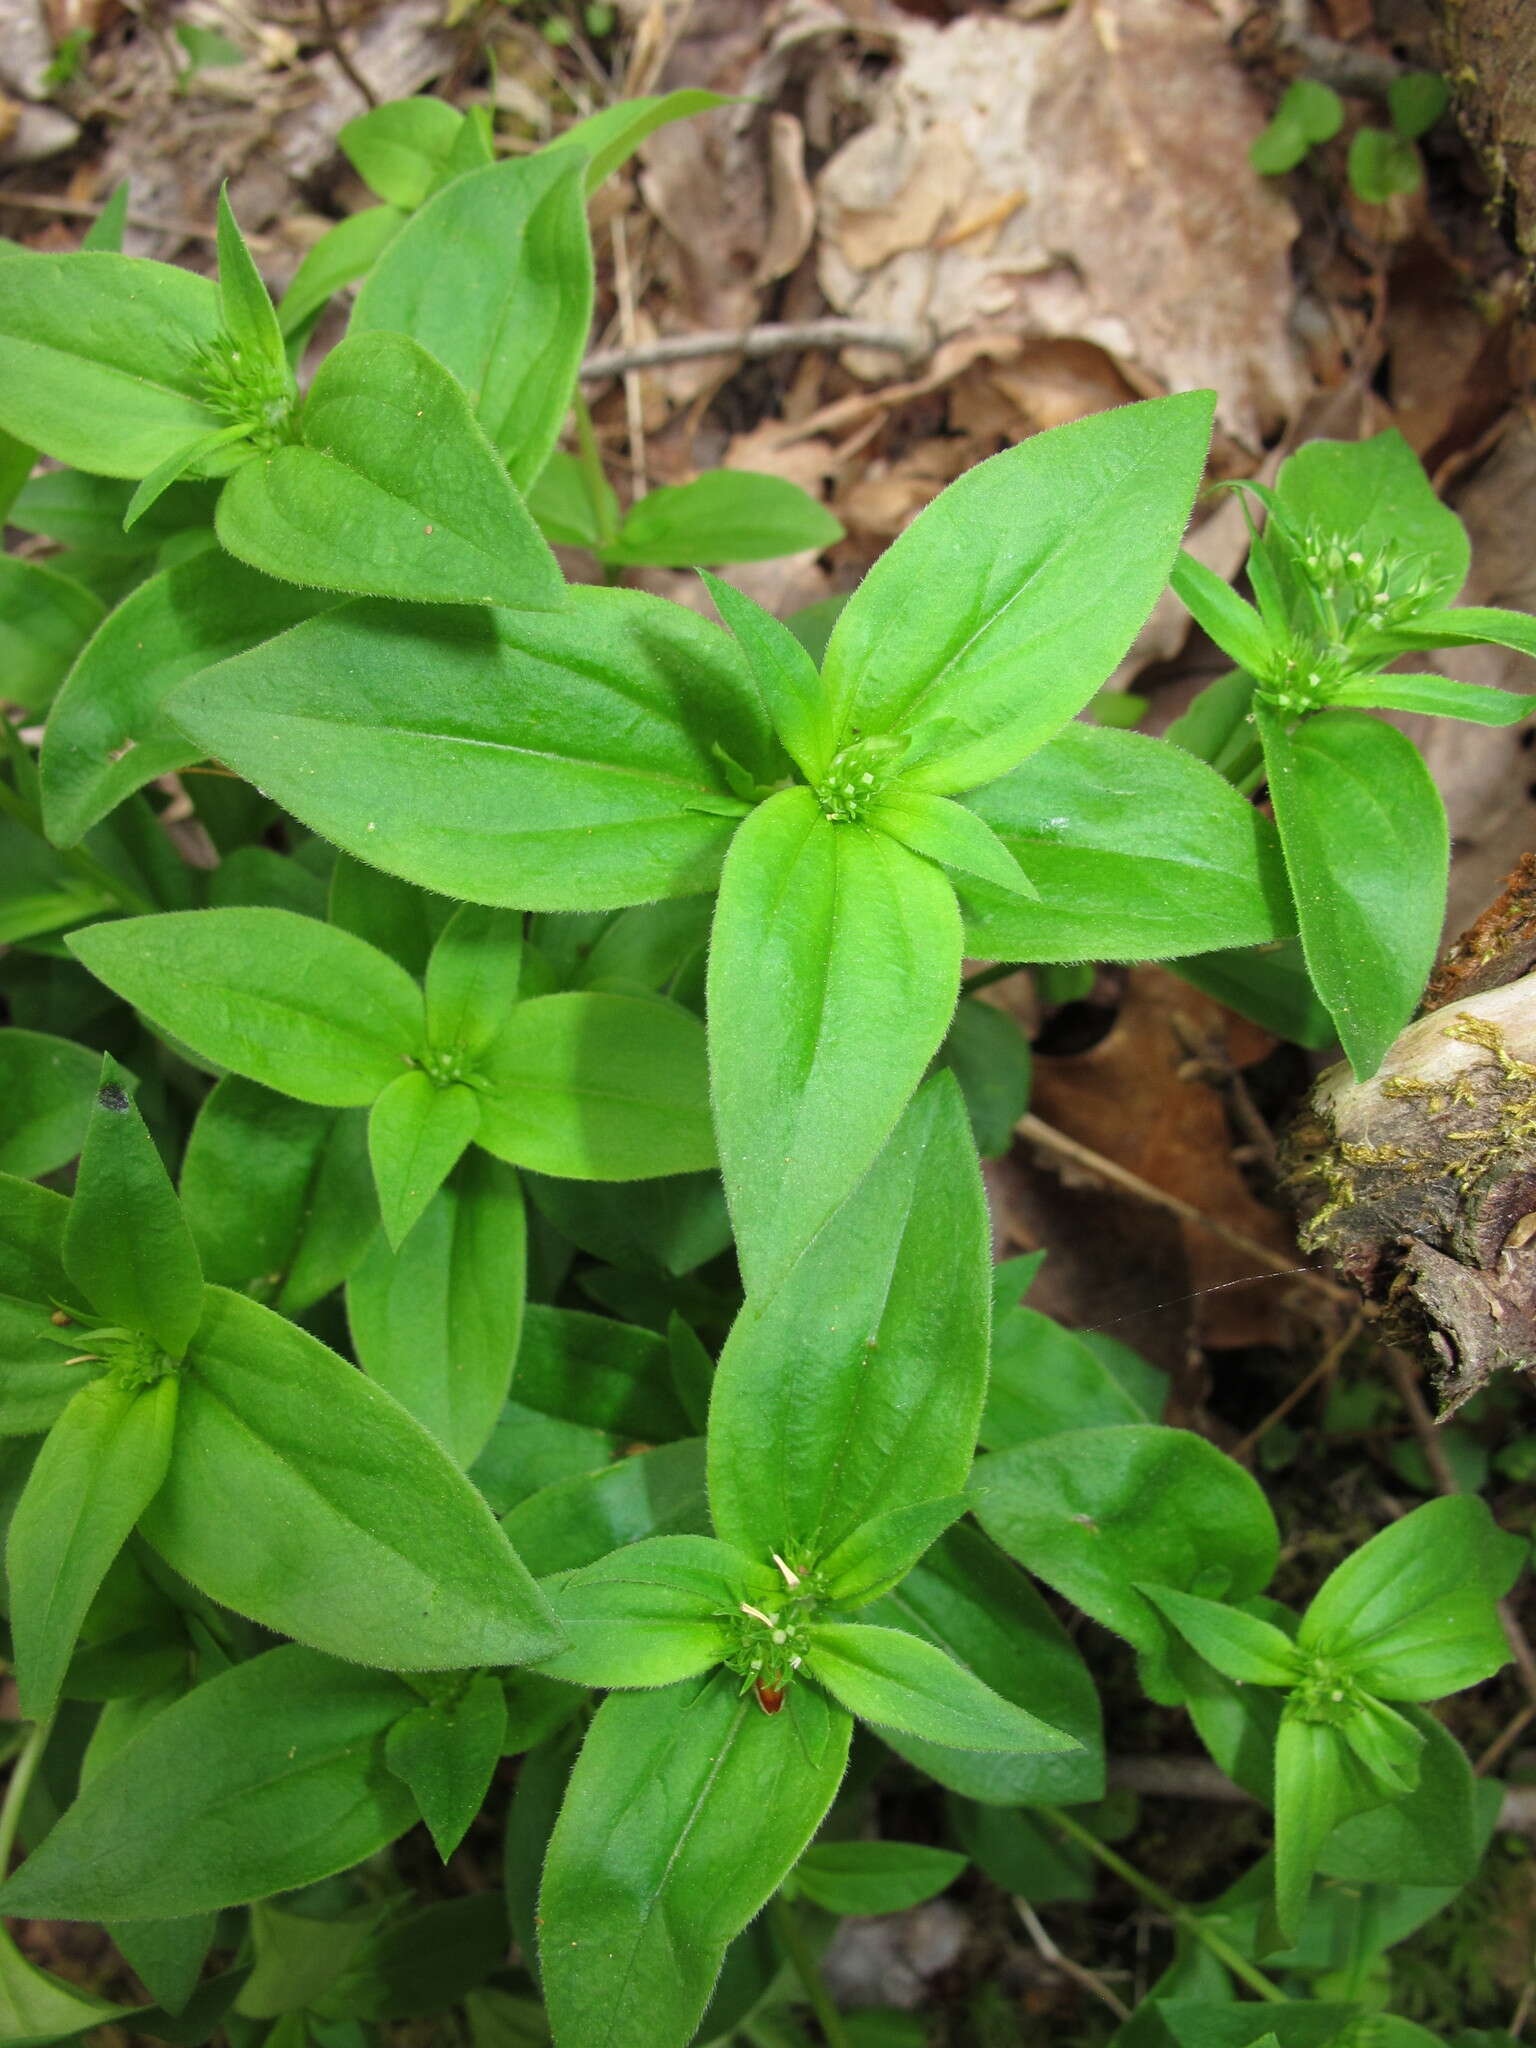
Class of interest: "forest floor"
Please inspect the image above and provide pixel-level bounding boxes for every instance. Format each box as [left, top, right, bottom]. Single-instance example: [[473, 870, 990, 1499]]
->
[[3, 0, 1536, 2038]]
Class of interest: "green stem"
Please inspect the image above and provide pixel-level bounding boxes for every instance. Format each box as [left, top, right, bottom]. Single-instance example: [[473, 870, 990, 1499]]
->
[[769, 1895, 852, 2048], [961, 960, 1025, 997], [0, 759, 153, 917], [1050, 1809, 1286, 2004], [0, 1716, 53, 1882], [571, 389, 619, 549]]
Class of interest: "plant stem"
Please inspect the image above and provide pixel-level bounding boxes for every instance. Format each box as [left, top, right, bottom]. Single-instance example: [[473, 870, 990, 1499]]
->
[[1049, 1809, 1286, 2004], [768, 1895, 852, 2048], [571, 389, 620, 550], [0, 1717, 53, 1880]]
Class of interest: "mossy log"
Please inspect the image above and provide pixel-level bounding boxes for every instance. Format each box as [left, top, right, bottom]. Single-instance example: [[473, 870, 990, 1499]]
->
[[1288, 971, 1536, 1413]]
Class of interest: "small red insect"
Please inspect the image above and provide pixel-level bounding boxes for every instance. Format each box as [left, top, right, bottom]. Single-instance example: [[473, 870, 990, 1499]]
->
[[754, 1681, 786, 1715]]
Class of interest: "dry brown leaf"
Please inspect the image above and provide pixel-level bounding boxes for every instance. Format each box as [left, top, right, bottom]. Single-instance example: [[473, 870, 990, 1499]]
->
[[1027, 967, 1299, 1349], [815, 6, 1307, 448], [755, 109, 817, 283]]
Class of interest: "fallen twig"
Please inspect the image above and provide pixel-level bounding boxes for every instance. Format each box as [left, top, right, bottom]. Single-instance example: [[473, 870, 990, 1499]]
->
[[580, 319, 931, 380]]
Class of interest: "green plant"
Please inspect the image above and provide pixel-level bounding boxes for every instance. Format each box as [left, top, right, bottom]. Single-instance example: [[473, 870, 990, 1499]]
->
[[0, 83, 1529, 2048], [1251, 70, 1451, 204]]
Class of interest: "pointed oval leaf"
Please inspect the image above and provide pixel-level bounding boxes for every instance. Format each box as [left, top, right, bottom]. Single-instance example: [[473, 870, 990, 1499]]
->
[[0, 1646, 417, 1921], [140, 1285, 561, 1669], [347, 1151, 526, 1467], [708, 1074, 986, 1563], [41, 551, 335, 847], [539, 1674, 851, 2048], [959, 722, 1294, 964], [68, 908, 425, 1107], [169, 588, 776, 910], [0, 1028, 100, 1178], [7, 1373, 179, 1722], [367, 1071, 479, 1248], [0, 253, 224, 476], [384, 1668, 508, 1861], [805, 1621, 1078, 1755], [216, 332, 565, 608], [708, 788, 962, 1297], [351, 151, 593, 490], [475, 991, 715, 1179], [819, 392, 1215, 794], [1258, 706, 1447, 1079], [972, 1425, 1279, 1654], [62, 1059, 204, 1355]]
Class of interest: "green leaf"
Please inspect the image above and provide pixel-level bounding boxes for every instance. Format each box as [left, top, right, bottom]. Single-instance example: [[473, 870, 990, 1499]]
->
[[533, 1534, 754, 1688], [872, 788, 1037, 897], [1273, 1714, 1380, 1944], [0, 253, 225, 476], [528, 446, 618, 551], [216, 185, 286, 380], [0, 428, 34, 524], [81, 181, 131, 253], [7, 1373, 178, 1721], [1171, 938, 1335, 1051], [1284, 78, 1344, 141], [503, 1438, 707, 1577], [0, 1924, 134, 2043], [277, 205, 407, 334], [180, 1078, 375, 1314], [62, 1057, 204, 1355], [216, 331, 565, 608], [140, 1285, 561, 1668], [11, 468, 216, 556], [475, 991, 715, 1178], [0, 1645, 417, 1920], [341, 96, 466, 207], [805, 1621, 1078, 1754], [348, 1151, 526, 1467], [122, 422, 250, 533], [1375, 603, 1536, 661], [708, 1074, 986, 1561], [818, 1497, 970, 1609], [972, 1425, 1279, 1655], [351, 151, 593, 490], [109, 1914, 217, 2018], [0, 555, 104, 712], [0, 1168, 77, 1311], [981, 1303, 1149, 1449], [0, 1028, 99, 1177], [384, 1668, 508, 1860], [867, 1524, 1104, 1806], [1138, 1584, 1303, 1687], [511, 1302, 691, 1442], [539, 1673, 851, 2048], [368, 1072, 479, 1248], [1298, 1495, 1523, 1700], [1170, 550, 1274, 675], [1258, 706, 1446, 1079], [1329, 673, 1536, 725], [1250, 115, 1312, 176], [1272, 430, 1468, 611], [426, 903, 525, 1062], [68, 908, 425, 1107], [1317, 1705, 1480, 1891], [939, 997, 1032, 1159], [556, 89, 732, 193], [699, 569, 836, 781], [1348, 126, 1422, 202], [169, 587, 776, 909], [958, 723, 1293, 964], [709, 788, 962, 1296], [1389, 71, 1449, 139], [819, 392, 1215, 794], [792, 1841, 966, 1916], [604, 471, 842, 569], [42, 551, 335, 845]]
